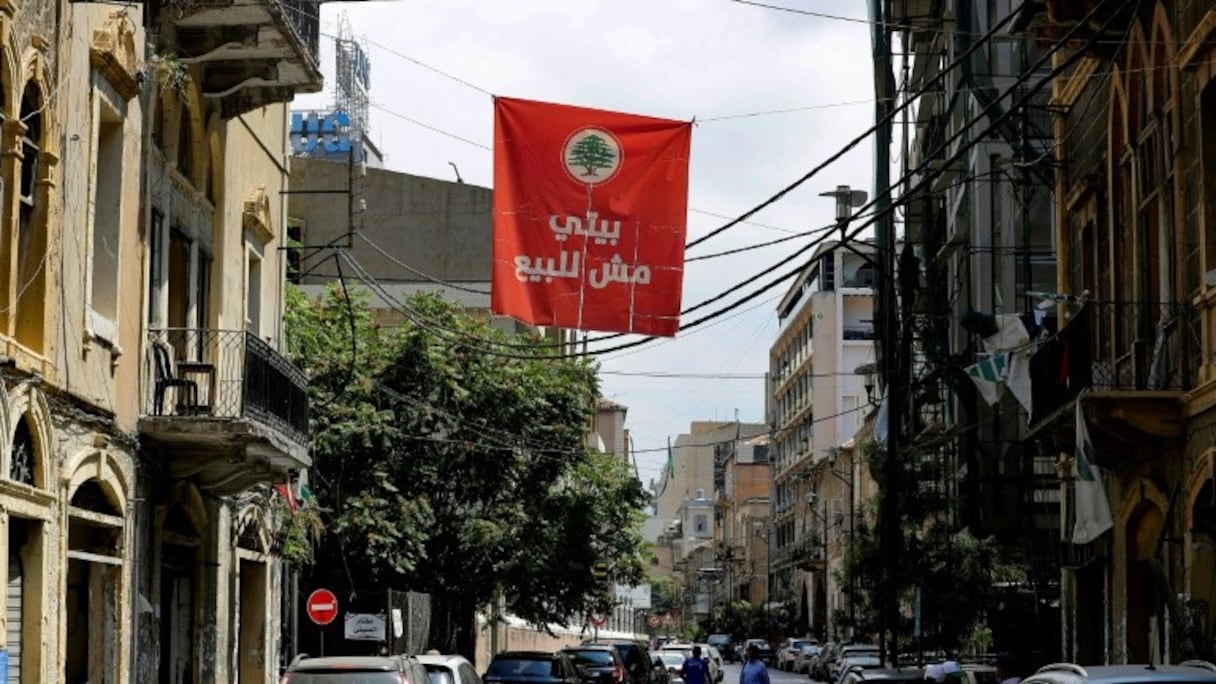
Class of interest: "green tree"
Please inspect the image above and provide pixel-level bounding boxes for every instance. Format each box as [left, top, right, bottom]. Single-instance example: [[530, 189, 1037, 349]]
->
[[568, 135, 616, 177], [285, 285, 649, 657], [836, 439, 1029, 653]]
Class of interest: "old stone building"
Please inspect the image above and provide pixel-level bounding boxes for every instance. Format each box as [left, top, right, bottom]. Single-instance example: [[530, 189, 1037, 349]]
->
[[131, 0, 318, 680], [1018, 0, 1216, 663], [0, 0, 322, 681]]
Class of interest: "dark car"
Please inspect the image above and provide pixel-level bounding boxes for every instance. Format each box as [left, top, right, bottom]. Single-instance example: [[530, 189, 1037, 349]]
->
[[283, 654, 431, 684], [707, 635, 735, 663], [583, 640, 657, 684], [563, 645, 629, 684], [485, 651, 582, 684]]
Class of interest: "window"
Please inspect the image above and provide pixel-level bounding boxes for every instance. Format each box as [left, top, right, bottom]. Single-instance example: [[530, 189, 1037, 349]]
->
[[89, 96, 124, 343], [15, 81, 45, 351], [177, 106, 193, 180], [245, 249, 262, 336], [694, 514, 708, 535], [148, 209, 164, 324]]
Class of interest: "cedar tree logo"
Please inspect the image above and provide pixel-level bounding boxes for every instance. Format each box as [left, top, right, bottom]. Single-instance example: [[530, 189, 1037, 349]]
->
[[562, 127, 622, 185]]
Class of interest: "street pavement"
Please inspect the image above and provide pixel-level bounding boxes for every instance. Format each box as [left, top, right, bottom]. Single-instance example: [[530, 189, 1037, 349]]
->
[[720, 662, 811, 684]]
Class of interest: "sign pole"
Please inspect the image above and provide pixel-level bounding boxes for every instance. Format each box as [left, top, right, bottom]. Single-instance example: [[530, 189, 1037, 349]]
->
[[320, 630, 325, 657]]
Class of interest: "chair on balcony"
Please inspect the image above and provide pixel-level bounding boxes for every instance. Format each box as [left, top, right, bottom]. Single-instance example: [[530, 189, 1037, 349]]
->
[[151, 340, 214, 416]]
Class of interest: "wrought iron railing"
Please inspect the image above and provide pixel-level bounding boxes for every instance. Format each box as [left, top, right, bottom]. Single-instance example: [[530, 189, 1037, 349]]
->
[[1025, 300, 1197, 425], [1084, 300, 1198, 392], [144, 329, 309, 443], [279, 0, 321, 64]]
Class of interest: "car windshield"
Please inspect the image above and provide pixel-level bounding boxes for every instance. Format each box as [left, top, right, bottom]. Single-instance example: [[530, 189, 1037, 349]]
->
[[289, 674, 404, 684], [750, 642, 771, 650], [659, 654, 685, 667], [792, 641, 812, 649], [425, 668, 456, 684], [568, 651, 617, 666], [488, 659, 554, 677]]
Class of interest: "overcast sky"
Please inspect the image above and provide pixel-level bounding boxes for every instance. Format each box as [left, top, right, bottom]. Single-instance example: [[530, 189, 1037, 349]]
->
[[296, 0, 876, 488]]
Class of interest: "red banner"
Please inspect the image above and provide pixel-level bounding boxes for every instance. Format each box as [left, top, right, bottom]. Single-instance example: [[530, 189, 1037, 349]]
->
[[491, 97, 692, 337]]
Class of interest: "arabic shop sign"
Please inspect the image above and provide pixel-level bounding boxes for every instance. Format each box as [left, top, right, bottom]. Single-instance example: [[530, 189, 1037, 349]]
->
[[290, 110, 353, 156], [344, 612, 387, 641]]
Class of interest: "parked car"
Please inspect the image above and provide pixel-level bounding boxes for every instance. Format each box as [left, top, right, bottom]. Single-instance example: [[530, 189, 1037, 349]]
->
[[837, 668, 925, 684], [742, 639, 775, 666], [706, 635, 735, 663], [584, 639, 657, 684], [779, 639, 817, 671], [654, 652, 687, 684], [810, 642, 838, 681], [420, 654, 484, 684], [833, 645, 881, 682], [484, 651, 582, 684], [658, 644, 720, 684], [1021, 663, 1216, 684], [563, 645, 630, 684], [794, 643, 822, 675], [695, 644, 725, 683], [283, 654, 430, 684]]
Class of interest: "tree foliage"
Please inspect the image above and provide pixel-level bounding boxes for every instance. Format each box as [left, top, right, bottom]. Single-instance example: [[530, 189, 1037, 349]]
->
[[837, 438, 1029, 652], [285, 285, 649, 651]]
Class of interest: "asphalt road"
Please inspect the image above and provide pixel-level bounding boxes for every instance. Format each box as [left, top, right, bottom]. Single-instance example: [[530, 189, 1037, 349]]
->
[[720, 662, 811, 684]]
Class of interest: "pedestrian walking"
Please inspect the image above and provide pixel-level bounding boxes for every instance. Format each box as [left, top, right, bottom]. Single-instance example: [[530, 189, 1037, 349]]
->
[[996, 653, 1021, 684], [740, 645, 771, 684], [683, 646, 710, 684]]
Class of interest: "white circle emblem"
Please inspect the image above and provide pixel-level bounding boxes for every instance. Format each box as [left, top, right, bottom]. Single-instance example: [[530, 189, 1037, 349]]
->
[[562, 127, 622, 185]]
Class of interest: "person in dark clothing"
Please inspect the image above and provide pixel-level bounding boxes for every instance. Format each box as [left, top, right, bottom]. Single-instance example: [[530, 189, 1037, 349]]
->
[[683, 646, 709, 684]]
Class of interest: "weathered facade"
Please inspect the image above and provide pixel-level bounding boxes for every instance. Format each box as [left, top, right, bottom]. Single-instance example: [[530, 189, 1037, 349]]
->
[[893, 0, 1064, 660], [1016, 0, 1216, 664], [0, 0, 324, 680], [131, 0, 318, 679], [766, 240, 875, 631]]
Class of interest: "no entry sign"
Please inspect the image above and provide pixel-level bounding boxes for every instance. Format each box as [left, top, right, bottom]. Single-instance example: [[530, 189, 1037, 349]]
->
[[307, 588, 339, 626]]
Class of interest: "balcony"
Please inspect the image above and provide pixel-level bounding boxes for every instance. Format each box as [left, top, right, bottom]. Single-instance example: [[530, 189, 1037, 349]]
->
[[150, 0, 323, 119], [843, 325, 876, 341], [140, 329, 310, 494], [1027, 301, 1197, 463]]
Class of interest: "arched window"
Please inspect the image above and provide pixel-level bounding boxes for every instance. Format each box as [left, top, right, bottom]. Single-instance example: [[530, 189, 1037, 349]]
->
[[15, 81, 46, 351], [10, 415, 34, 486], [18, 82, 40, 228]]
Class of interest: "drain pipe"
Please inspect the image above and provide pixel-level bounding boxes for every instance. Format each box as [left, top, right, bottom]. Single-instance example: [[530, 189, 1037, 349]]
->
[[130, 10, 160, 681]]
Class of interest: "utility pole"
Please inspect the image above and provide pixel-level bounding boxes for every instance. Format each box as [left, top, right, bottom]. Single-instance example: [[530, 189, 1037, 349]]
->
[[868, 0, 900, 666]]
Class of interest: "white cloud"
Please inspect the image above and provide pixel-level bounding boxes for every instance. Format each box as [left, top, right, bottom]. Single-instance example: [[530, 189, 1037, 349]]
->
[[298, 0, 875, 478]]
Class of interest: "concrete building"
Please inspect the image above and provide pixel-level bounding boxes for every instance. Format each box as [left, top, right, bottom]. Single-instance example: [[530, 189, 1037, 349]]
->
[[1012, 0, 1216, 664], [715, 435, 772, 608], [803, 434, 877, 642], [653, 420, 766, 536], [766, 240, 875, 627], [591, 398, 629, 461], [285, 156, 526, 330]]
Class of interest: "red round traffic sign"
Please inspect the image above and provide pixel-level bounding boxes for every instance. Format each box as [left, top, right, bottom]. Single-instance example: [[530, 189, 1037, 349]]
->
[[647, 614, 661, 628], [590, 612, 606, 628], [307, 589, 339, 626]]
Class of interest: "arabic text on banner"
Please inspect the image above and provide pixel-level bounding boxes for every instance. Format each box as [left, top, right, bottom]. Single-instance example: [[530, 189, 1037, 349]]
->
[[491, 97, 692, 337]]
